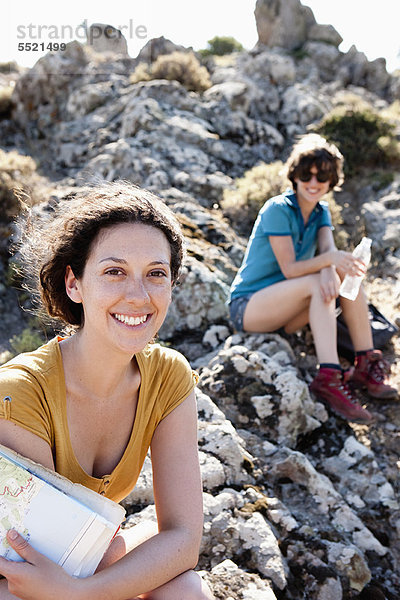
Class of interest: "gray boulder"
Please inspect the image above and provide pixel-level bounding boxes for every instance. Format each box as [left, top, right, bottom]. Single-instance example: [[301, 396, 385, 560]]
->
[[307, 23, 343, 47], [254, 0, 316, 49], [86, 23, 129, 56]]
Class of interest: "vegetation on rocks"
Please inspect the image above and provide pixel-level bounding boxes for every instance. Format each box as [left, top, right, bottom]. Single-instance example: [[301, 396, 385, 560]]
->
[[0, 149, 43, 223], [315, 105, 400, 177], [0, 86, 14, 118], [221, 161, 285, 236], [130, 51, 212, 92], [199, 36, 244, 57]]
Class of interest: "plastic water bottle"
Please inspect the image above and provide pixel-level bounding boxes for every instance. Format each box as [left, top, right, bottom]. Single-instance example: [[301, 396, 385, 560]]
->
[[339, 237, 372, 301]]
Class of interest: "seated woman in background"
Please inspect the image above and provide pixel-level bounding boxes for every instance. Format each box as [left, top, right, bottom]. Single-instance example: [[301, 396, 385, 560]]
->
[[0, 182, 214, 600], [228, 134, 397, 424]]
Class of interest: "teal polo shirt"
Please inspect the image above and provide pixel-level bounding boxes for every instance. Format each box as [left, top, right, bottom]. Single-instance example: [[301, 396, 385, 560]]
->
[[229, 189, 332, 300]]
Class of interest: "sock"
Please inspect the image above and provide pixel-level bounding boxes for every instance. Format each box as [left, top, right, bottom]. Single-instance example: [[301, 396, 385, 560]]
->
[[319, 363, 341, 370], [355, 349, 373, 357]]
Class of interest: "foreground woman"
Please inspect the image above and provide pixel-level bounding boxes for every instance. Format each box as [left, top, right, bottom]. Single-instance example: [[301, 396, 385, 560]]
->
[[0, 182, 214, 599]]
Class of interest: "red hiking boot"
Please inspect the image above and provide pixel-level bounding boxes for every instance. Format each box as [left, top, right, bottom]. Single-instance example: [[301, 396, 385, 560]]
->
[[352, 350, 398, 400], [310, 367, 373, 424]]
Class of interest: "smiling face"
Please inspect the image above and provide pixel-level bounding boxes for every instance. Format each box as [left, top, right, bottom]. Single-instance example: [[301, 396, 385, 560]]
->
[[65, 222, 172, 357], [294, 165, 331, 208]]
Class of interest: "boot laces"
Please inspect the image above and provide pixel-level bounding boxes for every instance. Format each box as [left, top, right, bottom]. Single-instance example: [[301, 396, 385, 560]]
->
[[330, 372, 359, 406], [367, 351, 390, 382]]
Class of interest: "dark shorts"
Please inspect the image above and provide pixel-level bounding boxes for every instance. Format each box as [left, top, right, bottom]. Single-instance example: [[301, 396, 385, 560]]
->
[[229, 294, 253, 332], [229, 293, 287, 335]]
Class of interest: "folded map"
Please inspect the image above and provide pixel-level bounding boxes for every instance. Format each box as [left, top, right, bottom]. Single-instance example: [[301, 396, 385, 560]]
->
[[0, 444, 126, 577]]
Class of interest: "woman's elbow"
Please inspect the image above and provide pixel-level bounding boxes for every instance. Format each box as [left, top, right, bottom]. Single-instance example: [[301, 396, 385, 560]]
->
[[182, 526, 202, 569], [280, 264, 296, 279]]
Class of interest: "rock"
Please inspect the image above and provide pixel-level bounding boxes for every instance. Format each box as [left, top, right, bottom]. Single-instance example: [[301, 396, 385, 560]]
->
[[204, 81, 251, 112], [86, 23, 129, 56], [136, 36, 191, 64], [280, 84, 330, 132], [66, 81, 118, 116], [326, 543, 371, 592], [241, 49, 296, 86], [199, 332, 327, 447], [365, 57, 391, 94], [303, 42, 341, 80], [361, 178, 400, 252], [308, 24, 343, 47], [201, 489, 288, 590], [199, 559, 278, 599], [254, 0, 316, 50], [317, 578, 343, 600], [159, 255, 229, 339], [339, 45, 369, 86]]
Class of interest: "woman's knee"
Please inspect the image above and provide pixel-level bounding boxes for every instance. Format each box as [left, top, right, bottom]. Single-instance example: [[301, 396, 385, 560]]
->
[[305, 273, 322, 293], [142, 570, 214, 600], [179, 570, 214, 600]]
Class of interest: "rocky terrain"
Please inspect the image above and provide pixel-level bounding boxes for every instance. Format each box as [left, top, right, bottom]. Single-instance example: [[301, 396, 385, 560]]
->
[[1, 0, 400, 598]]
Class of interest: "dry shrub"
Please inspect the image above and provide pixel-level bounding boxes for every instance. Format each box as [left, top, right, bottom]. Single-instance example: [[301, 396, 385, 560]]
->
[[0, 149, 44, 222], [0, 86, 14, 118], [129, 62, 152, 85], [221, 161, 285, 237], [130, 51, 212, 92]]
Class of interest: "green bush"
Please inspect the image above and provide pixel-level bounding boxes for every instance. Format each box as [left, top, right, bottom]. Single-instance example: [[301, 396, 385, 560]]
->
[[221, 161, 286, 236], [199, 36, 244, 57], [0, 62, 19, 74], [8, 327, 44, 357], [314, 106, 400, 176], [130, 51, 212, 92]]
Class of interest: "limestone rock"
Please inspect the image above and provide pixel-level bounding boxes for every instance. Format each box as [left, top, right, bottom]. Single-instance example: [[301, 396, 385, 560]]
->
[[136, 36, 191, 64], [308, 24, 343, 47], [254, 0, 316, 50], [303, 42, 341, 81], [86, 23, 129, 56], [199, 332, 327, 448], [361, 178, 400, 252], [159, 255, 229, 339], [199, 559, 278, 599]]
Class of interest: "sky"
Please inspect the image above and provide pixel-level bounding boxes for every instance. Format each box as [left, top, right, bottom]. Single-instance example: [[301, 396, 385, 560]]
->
[[3, 0, 400, 73]]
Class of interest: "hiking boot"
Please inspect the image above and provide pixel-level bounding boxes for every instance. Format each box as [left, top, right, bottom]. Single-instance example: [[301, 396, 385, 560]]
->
[[352, 350, 398, 400], [310, 367, 373, 424]]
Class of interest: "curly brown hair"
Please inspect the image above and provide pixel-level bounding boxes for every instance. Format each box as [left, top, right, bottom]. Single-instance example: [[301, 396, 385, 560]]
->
[[18, 181, 185, 328], [285, 133, 344, 191]]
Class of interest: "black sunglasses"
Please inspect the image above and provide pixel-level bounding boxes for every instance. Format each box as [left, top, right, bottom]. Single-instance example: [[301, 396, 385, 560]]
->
[[298, 170, 332, 183]]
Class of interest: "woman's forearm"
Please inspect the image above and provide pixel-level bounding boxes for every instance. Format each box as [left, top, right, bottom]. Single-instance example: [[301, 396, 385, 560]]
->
[[80, 527, 200, 600], [283, 251, 334, 279]]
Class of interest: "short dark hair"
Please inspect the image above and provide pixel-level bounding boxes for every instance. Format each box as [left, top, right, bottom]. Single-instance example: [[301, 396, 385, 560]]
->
[[18, 181, 185, 327], [286, 134, 344, 191]]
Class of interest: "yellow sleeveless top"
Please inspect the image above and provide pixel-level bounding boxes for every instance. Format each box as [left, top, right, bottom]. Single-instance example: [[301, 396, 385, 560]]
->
[[0, 337, 198, 503]]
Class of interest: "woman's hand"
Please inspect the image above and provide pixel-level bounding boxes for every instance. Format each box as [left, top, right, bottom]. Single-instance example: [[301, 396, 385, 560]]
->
[[328, 250, 366, 277], [319, 266, 341, 303], [0, 530, 85, 600]]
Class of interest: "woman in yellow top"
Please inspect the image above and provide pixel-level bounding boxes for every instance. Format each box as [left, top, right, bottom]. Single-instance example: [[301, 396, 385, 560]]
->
[[0, 182, 214, 600]]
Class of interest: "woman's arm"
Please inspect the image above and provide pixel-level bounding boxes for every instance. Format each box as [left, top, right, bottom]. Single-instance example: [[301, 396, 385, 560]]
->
[[269, 227, 366, 280], [81, 389, 203, 600], [0, 391, 203, 600], [0, 419, 55, 470]]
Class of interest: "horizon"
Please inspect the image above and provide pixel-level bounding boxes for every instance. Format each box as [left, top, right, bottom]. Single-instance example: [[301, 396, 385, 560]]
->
[[3, 1, 400, 73]]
